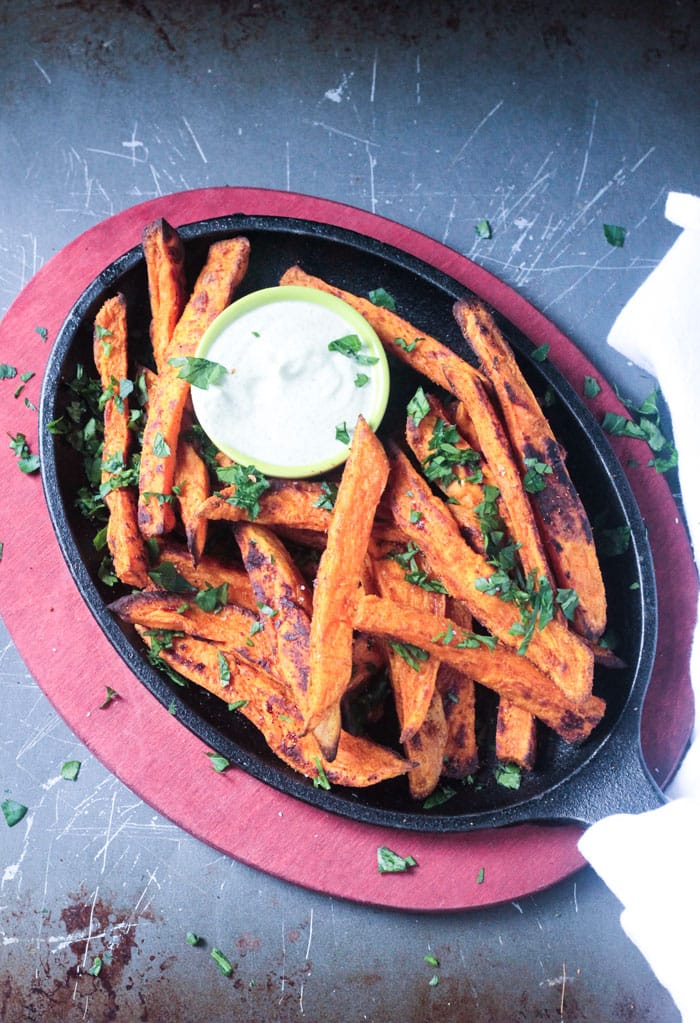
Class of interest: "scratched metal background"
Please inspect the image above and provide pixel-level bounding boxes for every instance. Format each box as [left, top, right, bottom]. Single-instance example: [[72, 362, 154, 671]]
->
[[1, 1, 697, 1020]]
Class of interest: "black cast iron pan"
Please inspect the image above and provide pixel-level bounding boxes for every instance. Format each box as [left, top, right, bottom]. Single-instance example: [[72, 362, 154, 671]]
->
[[39, 213, 661, 832]]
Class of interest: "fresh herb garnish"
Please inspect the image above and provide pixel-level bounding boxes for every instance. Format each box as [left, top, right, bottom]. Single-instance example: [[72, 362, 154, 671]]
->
[[99, 686, 119, 709], [422, 418, 481, 487], [354, 372, 370, 388], [335, 421, 351, 445], [0, 364, 18, 379], [387, 542, 447, 594], [195, 583, 229, 613], [168, 355, 228, 389], [61, 760, 81, 781], [476, 867, 485, 884], [152, 431, 171, 457], [211, 948, 233, 976], [522, 457, 553, 494], [2, 798, 28, 827], [422, 785, 457, 809], [87, 956, 103, 977], [8, 432, 40, 474], [475, 218, 492, 239], [206, 752, 230, 773], [377, 845, 417, 873], [186, 931, 201, 946], [388, 640, 430, 671], [218, 463, 270, 519], [217, 651, 231, 686], [35, 326, 48, 342], [313, 756, 331, 790], [602, 388, 678, 474], [603, 223, 626, 248], [530, 343, 550, 363], [313, 480, 338, 511], [328, 334, 379, 366], [148, 561, 196, 594], [596, 524, 631, 558], [393, 336, 420, 352], [368, 287, 396, 310], [407, 386, 429, 426], [584, 375, 601, 398], [494, 762, 522, 789]]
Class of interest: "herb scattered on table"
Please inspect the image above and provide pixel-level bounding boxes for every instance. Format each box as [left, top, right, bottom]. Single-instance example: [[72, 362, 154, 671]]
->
[[494, 761, 522, 790], [377, 845, 417, 873], [8, 432, 40, 474], [2, 798, 28, 827], [186, 931, 202, 946], [61, 760, 81, 781], [475, 218, 492, 239], [368, 287, 396, 310], [99, 686, 119, 709], [211, 947, 233, 976], [601, 388, 677, 473], [603, 223, 626, 247], [206, 752, 230, 773]]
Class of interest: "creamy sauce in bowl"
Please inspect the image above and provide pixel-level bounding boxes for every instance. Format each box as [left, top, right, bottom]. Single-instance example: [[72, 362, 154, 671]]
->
[[190, 285, 390, 477]]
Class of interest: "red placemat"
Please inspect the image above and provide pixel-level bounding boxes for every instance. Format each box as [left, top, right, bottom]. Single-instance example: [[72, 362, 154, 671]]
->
[[0, 188, 695, 910]]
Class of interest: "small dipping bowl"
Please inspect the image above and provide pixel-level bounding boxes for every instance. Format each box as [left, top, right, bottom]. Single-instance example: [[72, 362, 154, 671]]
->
[[191, 285, 390, 477]]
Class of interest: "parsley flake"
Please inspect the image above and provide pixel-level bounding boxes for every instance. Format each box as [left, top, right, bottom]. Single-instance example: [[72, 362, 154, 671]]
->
[[377, 845, 417, 873], [328, 334, 379, 366], [2, 798, 28, 827], [211, 948, 233, 976], [368, 287, 396, 310], [475, 218, 492, 239], [61, 760, 81, 782], [335, 421, 351, 445], [603, 223, 626, 248], [168, 356, 228, 389], [218, 463, 270, 519], [207, 752, 230, 773]]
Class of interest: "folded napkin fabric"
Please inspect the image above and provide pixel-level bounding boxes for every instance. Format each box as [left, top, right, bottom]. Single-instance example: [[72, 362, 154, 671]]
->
[[578, 192, 700, 1022]]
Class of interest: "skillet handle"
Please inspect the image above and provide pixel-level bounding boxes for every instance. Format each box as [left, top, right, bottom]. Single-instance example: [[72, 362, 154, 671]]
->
[[518, 708, 669, 828]]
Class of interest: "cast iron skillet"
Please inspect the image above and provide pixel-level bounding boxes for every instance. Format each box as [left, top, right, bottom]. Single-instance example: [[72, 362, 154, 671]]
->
[[39, 214, 661, 832]]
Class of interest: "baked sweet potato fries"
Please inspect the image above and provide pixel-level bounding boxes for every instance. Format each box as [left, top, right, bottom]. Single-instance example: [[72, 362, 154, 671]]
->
[[82, 219, 610, 803]]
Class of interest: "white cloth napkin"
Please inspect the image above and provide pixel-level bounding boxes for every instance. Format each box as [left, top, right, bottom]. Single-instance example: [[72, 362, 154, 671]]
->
[[578, 192, 700, 1023]]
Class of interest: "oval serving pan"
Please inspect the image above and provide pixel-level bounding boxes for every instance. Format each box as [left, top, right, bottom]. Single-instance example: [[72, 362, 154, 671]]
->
[[39, 214, 660, 833]]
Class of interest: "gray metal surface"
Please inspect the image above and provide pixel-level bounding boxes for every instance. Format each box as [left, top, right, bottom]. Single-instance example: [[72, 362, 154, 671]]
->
[[2, 1, 697, 1019]]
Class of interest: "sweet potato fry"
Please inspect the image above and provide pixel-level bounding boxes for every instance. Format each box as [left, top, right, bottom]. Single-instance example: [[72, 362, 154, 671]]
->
[[369, 539, 445, 743], [151, 541, 257, 611], [405, 392, 495, 553], [109, 589, 274, 672], [386, 446, 595, 701], [141, 217, 187, 373], [279, 264, 490, 393], [93, 293, 149, 588], [436, 662, 479, 779], [138, 236, 250, 538], [436, 597, 479, 778], [495, 700, 537, 770], [234, 522, 312, 716], [453, 298, 607, 642], [173, 410, 210, 564], [354, 594, 605, 743], [403, 689, 448, 800], [307, 416, 390, 758], [141, 631, 411, 787], [196, 478, 333, 533]]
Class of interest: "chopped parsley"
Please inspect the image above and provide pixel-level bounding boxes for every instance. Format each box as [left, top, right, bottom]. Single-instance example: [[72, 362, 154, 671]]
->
[[393, 336, 420, 352], [218, 463, 271, 519], [387, 541, 447, 594], [313, 756, 331, 790], [211, 948, 233, 976], [476, 867, 485, 884], [424, 954, 440, 968], [195, 583, 229, 613], [377, 845, 417, 873], [2, 798, 28, 827], [530, 343, 550, 363], [475, 218, 492, 239], [148, 561, 196, 594], [422, 784, 457, 809], [217, 651, 231, 686], [99, 686, 119, 709], [312, 480, 338, 511], [328, 334, 379, 366], [522, 457, 553, 494], [421, 418, 482, 487], [603, 223, 626, 248], [584, 375, 601, 398], [494, 762, 522, 789], [354, 372, 370, 388], [335, 421, 351, 445], [168, 355, 227, 389], [186, 932, 201, 947], [389, 640, 430, 671], [8, 432, 40, 474], [1, 364, 18, 379], [87, 956, 103, 977], [602, 388, 677, 474], [407, 386, 430, 426], [206, 752, 231, 773], [368, 287, 396, 310], [35, 326, 48, 342], [60, 760, 81, 782]]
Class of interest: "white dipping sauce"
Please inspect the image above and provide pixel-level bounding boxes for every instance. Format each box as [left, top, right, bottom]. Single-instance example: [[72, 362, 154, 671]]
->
[[191, 287, 389, 477]]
